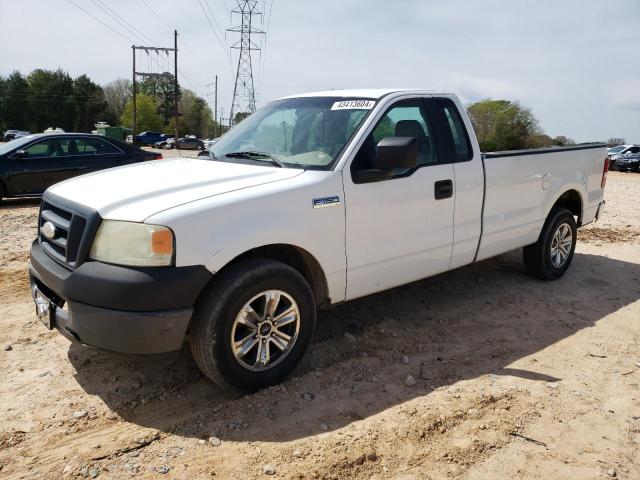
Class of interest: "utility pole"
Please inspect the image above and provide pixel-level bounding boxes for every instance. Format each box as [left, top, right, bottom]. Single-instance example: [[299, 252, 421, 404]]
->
[[174, 29, 179, 141], [214, 75, 218, 137], [227, 1, 264, 126], [131, 33, 178, 140], [132, 45, 137, 136]]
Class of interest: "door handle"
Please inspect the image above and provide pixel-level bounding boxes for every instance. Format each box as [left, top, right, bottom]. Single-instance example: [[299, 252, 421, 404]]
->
[[434, 179, 453, 200]]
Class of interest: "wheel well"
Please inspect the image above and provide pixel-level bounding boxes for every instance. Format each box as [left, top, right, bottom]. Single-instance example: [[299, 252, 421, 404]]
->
[[552, 190, 582, 226], [230, 244, 330, 308]]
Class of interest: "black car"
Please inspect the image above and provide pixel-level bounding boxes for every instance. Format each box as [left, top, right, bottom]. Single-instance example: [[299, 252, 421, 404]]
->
[[0, 133, 162, 201], [167, 137, 205, 150], [613, 152, 640, 172]]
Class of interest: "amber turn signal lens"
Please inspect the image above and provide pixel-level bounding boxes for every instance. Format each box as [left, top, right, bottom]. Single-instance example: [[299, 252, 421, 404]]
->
[[151, 229, 173, 255]]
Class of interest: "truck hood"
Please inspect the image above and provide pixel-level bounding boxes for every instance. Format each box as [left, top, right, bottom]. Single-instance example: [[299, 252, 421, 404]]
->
[[47, 158, 304, 222]]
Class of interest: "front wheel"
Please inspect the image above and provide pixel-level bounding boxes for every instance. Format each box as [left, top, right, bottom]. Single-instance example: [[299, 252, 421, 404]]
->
[[523, 208, 577, 280], [190, 259, 316, 391]]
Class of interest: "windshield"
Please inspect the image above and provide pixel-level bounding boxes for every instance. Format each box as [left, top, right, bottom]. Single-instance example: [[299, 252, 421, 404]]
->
[[0, 135, 38, 155], [608, 146, 625, 153], [209, 96, 376, 169]]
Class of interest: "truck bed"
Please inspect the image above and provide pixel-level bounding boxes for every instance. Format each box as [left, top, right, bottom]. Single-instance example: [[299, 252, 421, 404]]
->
[[476, 143, 607, 261]]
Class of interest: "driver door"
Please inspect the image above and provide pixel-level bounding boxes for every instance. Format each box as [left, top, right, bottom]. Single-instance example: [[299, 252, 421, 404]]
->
[[343, 99, 455, 300], [7, 138, 69, 194]]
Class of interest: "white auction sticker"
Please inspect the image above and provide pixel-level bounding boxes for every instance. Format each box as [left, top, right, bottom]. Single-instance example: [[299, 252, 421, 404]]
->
[[331, 100, 375, 111]]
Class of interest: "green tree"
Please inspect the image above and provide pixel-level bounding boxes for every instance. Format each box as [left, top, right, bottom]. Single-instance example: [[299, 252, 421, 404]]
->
[[0, 71, 30, 131], [103, 78, 132, 126], [121, 93, 163, 132], [139, 73, 180, 126], [27, 68, 75, 132], [72, 74, 108, 132], [553, 135, 575, 146], [606, 137, 625, 147], [467, 99, 543, 151], [233, 111, 251, 125]]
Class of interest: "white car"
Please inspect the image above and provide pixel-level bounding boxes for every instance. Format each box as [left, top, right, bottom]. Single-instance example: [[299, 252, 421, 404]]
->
[[608, 144, 637, 160], [29, 89, 608, 391]]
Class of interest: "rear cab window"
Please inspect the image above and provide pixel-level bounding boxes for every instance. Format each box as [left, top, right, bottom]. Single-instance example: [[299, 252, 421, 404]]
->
[[425, 97, 473, 163]]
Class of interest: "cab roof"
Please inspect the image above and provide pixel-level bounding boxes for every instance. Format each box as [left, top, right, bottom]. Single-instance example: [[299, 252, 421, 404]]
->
[[281, 88, 453, 100]]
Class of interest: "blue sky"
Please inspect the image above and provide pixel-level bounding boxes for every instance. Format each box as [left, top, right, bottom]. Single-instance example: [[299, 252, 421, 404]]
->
[[1, 0, 639, 142]]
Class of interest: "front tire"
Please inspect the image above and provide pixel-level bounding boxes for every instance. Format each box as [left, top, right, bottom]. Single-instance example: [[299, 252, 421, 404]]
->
[[523, 208, 577, 280], [190, 258, 316, 392]]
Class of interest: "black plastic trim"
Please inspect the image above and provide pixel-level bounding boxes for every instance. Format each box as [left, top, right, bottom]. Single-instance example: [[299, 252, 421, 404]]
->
[[483, 143, 606, 158], [39, 190, 102, 270], [30, 240, 212, 312]]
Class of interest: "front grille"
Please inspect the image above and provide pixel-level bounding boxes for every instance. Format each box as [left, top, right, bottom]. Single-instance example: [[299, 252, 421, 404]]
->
[[38, 194, 101, 270]]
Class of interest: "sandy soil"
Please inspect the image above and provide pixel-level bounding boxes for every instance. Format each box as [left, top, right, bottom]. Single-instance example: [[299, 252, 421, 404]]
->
[[0, 172, 639, 480]]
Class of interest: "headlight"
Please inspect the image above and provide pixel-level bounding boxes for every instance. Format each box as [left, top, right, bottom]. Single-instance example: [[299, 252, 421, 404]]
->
[[90, 220, 174, 267]]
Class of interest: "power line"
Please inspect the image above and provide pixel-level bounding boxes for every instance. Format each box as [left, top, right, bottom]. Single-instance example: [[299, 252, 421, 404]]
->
[[203, 0, 228, 48], [91, 0, 153, 46], [139, 0, 217, 77], [140, 0, 173, 30], [63, 0, 133, 43], [93, 0, 159, 46], [258, 0, 274, 96], [197, 0, 233, 68]]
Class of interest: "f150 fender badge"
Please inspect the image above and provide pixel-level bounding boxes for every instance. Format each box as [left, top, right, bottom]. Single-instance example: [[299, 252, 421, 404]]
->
[[313, 196, 340, 209]]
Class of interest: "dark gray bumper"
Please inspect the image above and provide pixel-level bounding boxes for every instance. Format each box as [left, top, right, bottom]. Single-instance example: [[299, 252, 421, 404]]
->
[[29, 239, 212, 355]]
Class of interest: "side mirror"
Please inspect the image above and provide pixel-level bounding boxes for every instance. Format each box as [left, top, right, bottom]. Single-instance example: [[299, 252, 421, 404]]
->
[[353, 137, 418, 183], [12, 149, 26, 159], [373, 137, 418, 170]]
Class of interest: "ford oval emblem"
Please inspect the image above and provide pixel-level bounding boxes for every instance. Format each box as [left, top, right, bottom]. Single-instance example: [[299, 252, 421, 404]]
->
[[41, 221, 56, 239]]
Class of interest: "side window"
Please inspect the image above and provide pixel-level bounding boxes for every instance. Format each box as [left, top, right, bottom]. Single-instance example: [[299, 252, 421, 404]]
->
[[428, 98, 473, 162], [21, 139, 67, 158], [72, 138, 120, 155], [443, 105, 472, 161], [351, 101, 438, 180]]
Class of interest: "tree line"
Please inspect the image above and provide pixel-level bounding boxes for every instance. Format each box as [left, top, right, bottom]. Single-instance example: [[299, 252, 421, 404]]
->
[[0, 69, 221, 138], [0, 69, 625, 148]]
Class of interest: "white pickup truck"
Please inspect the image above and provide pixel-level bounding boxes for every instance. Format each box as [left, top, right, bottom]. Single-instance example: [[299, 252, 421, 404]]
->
[[29, 89, 608, 391]]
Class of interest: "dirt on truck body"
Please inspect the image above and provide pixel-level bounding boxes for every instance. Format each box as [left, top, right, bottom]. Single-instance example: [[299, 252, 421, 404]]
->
[[1, 171, 639, 479]]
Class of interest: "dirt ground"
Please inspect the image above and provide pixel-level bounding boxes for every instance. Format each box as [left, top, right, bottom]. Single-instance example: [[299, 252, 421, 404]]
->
[[0, 172, 639, 480]]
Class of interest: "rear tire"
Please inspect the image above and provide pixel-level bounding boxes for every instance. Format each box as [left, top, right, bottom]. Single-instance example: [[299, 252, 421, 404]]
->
[[190, 258, 316, 392], [523, 208, 577, 280]]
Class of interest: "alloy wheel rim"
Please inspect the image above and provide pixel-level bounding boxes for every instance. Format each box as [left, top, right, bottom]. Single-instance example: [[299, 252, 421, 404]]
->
[[230, 290, 300, 371], [550, 222, 572, 268]]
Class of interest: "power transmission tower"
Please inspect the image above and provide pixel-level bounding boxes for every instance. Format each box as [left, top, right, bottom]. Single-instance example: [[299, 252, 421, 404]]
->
[[227, 1, 264, 126]]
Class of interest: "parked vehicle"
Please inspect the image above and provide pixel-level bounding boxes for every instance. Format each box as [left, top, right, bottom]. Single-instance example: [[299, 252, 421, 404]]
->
[[607, 144, 633, 157], [4, 130, 30, 141], [164, 137, 205, 150], [153, 137, 175, 149], [204, 138, 218, 150], [0, 133, 162, 200], [608, 144, 638, 169], [612, 151, 640, 172], [133, 131, 167, 146], [14, 131, 30, 140], [29, 89, 608, 391], [3, 129, 19, 142]]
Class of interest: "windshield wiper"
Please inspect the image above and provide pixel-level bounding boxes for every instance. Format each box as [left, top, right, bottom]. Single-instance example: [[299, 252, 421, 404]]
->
[[224, 151, 283, 167]]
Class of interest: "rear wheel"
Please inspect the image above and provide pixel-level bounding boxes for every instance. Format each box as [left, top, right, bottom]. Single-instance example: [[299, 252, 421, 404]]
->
[[190, 258, 316, 391], [523, 208, 577, 280]]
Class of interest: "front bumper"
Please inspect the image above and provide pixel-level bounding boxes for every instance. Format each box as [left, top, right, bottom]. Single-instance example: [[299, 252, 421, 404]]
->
[[29, 240, 212, 355]]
